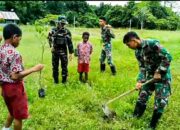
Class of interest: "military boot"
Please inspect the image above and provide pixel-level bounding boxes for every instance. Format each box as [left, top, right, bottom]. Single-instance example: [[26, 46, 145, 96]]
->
[[133, 101, 146, 118], [53, 77, 59, 84], [110, 65, 116, 75], [62, 76, 67, 84], [149, 110, 162, 129], [100, 63, 105, 72]]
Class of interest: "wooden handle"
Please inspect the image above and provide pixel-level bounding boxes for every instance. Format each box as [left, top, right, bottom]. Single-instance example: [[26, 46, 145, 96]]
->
[[106, 78, 154, 105]]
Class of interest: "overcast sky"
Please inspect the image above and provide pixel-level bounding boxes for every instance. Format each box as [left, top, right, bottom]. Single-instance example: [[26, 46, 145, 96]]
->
[[86, 1, 180, 13]]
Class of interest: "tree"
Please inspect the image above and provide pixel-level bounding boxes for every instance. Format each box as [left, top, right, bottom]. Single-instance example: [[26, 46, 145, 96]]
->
[[105, 6, 124, 27], [133, 7, 149, 30], [95, 2, 112, 17]]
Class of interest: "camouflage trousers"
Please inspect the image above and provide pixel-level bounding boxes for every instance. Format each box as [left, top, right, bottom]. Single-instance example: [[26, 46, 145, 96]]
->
[[52, 51, 68, 81], [100, 43, 114, 66], [137, 79, 171, 113]]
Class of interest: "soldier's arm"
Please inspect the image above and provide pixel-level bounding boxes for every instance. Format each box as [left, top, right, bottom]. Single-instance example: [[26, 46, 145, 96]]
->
[[152, 42, 172, 74], [47, 32, 52, 48], [106, 26, 115, 38], [66, 29, 74, 54], [136, 53, 146, 83]]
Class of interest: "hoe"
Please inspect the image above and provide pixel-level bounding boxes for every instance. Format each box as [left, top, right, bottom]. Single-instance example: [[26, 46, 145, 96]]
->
[[102, 78, 154, 119]]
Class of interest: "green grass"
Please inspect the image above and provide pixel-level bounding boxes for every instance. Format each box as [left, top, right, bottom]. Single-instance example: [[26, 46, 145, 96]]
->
[[0, 26, 180, 130]]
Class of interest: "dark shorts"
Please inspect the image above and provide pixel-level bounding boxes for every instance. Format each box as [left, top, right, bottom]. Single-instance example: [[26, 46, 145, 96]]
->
[[2, 81, 29, 119], [78, 63, 89, 73]]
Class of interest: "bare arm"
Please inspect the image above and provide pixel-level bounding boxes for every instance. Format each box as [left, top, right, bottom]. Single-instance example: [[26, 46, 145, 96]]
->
[[10, 64, 44, 81]]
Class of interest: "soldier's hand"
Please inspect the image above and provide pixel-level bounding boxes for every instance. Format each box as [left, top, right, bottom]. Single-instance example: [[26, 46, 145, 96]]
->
[[0, 36, 2, 43], [154, 71, 161, 80], [135, 82, 142, 90], [69, 54, 73, 61], [51, 47, 55, 53]]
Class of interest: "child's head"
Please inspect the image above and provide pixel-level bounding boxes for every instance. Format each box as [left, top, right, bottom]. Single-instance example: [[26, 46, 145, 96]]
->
[[123, 31, 141, 49], [3, 23, 22, 47], [82, 32, 90, 43]]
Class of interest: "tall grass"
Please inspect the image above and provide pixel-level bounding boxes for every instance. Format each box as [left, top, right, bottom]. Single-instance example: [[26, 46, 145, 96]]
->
[[0, 26, 180, 130]]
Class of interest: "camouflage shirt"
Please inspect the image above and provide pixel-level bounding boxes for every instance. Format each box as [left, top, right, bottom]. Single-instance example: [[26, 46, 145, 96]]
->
[[101, 26, 115, 44], [48, 27, 74, 54], [135, 39, 172, 82]]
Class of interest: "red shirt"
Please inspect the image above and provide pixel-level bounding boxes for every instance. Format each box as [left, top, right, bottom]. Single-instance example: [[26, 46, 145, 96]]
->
[[0, 43, 24, 83]]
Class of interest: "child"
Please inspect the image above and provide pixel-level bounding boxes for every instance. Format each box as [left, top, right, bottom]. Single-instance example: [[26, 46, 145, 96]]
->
[[0, 24, 44, 130], [77, 32, 93, 83], [123, 31, 172, 129]]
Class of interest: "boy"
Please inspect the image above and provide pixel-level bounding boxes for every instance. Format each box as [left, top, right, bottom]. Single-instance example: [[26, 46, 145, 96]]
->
[[123, 31, 172, 129], [77, 32, 93, 83], [0, 24, 44, 130], [99, 17, 116, 75]]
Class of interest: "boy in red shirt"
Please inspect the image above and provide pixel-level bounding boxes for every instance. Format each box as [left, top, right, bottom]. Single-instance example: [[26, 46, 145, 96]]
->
[[0, 24, 44, 130], [77, 32, 93, 83]]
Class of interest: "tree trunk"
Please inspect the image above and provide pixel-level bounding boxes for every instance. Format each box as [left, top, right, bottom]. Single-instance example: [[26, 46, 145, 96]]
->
[[141, 21, 143, 30]]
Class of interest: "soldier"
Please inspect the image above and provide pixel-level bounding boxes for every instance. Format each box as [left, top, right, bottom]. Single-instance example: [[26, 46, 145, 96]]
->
[[123, 31, 172, 129], [48, 16, 74, 84], [99, 17, 116, 75]]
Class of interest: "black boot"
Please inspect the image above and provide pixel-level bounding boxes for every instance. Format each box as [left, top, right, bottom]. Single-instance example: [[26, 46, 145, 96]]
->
[[149, 110, 162, 129], [53, 72, 59, 84], [62, 76, 67, 84], [133, 101, 146, 118], [110, 65, 116, 75], [100, 63, 105, 72], [53, 77, 59, 84]]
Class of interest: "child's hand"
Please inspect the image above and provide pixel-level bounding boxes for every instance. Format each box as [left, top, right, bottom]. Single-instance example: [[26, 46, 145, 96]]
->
[[32, 64, 44, 72]]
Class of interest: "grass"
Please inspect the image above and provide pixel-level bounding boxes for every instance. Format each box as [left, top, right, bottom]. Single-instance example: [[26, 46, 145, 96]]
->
[[0, 25, 180, 130]]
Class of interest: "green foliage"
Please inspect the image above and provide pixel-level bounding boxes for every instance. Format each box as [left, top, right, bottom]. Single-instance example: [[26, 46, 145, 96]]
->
[[0, 26, 180, 129], [1, 1, 180, 30], [105, 6, 124, 27]]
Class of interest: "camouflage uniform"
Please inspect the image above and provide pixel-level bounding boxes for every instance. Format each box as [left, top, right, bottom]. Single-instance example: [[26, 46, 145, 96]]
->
[[100, 26, 116, 75], [48, 25, 74, 83], [133, 39, 172, 129]]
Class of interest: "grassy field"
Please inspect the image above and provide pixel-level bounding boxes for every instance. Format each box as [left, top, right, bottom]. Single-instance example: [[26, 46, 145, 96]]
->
[[0, 26, 180, 130]]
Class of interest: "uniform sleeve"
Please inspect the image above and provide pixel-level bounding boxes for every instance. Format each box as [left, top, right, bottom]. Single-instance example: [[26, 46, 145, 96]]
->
[[66, 29, 74, 54], [135, 53, 146, 82], [152, 42, 172, 73], [107, 28, 115, 38], [48, 31, 53, 48], [10, 53, 24, 73]]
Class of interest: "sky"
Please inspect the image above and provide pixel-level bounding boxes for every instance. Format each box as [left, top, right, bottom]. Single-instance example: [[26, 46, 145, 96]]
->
[[86, 1, 180, 13]]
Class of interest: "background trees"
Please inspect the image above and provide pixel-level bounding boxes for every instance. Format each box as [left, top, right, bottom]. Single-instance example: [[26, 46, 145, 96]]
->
[[0, 1, 179, 30]]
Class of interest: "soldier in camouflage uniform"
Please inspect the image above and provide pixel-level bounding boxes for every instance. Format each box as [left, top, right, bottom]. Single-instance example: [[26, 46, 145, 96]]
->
[[123, 31, 172, 129], [48, 16, 74, 84], [99, 17, 116, 75]]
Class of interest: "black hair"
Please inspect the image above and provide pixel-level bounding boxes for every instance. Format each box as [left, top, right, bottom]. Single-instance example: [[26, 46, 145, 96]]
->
[[3, 23, 22, 40], [82, 32, 90, 37], [99, 16, 107, 22], [123, 31, 140, 44]]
